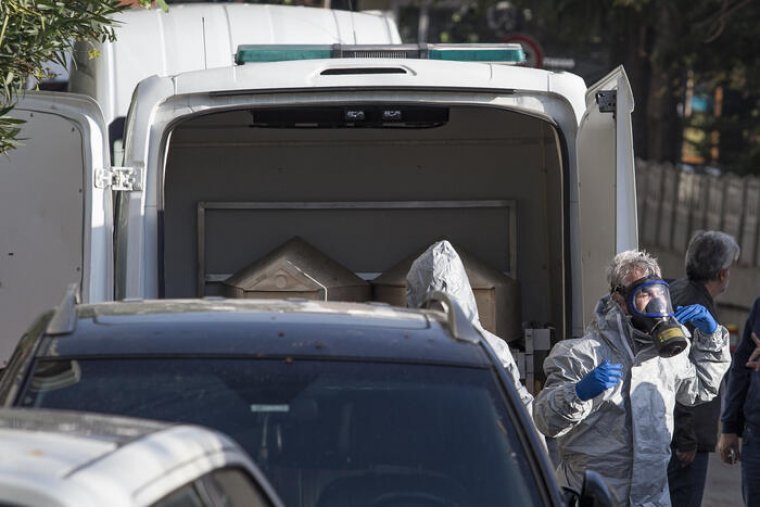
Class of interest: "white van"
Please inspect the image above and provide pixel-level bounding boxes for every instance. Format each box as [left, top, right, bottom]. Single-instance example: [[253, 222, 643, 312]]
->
[[0, 43, 636, 365], [68, 3, 401, 163]]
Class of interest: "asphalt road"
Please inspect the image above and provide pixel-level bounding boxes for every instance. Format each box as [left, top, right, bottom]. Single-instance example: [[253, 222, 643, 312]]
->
[[703, 453, 742, 506]]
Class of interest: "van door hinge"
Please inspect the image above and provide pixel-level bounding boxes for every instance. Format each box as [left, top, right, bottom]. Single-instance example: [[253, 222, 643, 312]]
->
[[94, 166, 143, 191], [595, 90, 617, 113]]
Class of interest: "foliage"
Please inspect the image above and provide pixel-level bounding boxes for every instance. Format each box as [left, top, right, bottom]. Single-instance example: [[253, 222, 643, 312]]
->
[[684, 4, 760, 175], [0, 0, 165, 153], [504, 0, 760, 174]]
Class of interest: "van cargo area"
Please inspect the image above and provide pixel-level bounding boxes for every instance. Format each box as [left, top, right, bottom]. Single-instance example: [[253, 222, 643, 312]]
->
[[1, 46, 636, 368], [162, 103, 566, 342]]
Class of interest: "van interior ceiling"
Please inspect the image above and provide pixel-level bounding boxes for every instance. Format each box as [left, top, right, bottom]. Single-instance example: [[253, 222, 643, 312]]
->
[[162, 103, 566, 341]]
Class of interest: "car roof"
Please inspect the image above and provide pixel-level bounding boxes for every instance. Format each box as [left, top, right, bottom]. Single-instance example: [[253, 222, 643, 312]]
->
[[39, 299, 491, 367], [0, 408, 166, 478], [0, 408, 262, 507]]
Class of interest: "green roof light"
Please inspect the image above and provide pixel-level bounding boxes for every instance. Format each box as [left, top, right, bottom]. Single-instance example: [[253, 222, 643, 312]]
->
[[235, 44, 332, 64], [429, 45, 525, 63], [235, 43, 527, 65]]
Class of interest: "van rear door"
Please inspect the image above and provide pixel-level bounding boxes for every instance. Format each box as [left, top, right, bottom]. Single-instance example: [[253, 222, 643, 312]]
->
[[0, 92, 113, 363], [576, 66, 636, 331]]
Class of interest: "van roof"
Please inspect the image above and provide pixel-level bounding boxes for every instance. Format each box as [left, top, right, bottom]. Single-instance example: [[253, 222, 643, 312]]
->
[[148, 57, 588, 123], [69, 3, 401, 125]]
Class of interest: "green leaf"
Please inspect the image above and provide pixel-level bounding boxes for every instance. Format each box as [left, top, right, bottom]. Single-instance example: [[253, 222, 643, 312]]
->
[[0, 0, 125, 151]]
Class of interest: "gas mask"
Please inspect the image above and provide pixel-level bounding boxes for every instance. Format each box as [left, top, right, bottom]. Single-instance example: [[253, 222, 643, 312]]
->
[[616, 276, 687, 357]]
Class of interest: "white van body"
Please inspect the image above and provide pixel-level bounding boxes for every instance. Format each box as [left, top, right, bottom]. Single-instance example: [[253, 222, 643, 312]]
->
[[69, 3, 401, 134], [0, 50, 636, 364]]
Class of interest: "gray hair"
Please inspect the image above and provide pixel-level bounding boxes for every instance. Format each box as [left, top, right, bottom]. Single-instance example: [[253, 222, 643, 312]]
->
[[685, 230, 740, 281], [606, 249, 661, 291]]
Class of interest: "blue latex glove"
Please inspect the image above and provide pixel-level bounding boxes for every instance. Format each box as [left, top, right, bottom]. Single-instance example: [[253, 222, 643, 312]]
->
[[575, 360, 624, 401], [674, 304, 717, 334]]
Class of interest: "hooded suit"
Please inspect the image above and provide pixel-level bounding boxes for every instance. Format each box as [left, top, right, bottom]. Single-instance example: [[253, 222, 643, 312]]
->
[[533, 295, 730, 506], [405, 240, 533, 409]]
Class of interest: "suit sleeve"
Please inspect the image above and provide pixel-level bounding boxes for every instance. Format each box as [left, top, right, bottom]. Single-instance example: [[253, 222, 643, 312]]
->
[[481, 330, 534, 410], [532, 338, 597, 438], [721, 297, 760, 436], [674, 322, 730, 407], [672, 403, 698, 451]]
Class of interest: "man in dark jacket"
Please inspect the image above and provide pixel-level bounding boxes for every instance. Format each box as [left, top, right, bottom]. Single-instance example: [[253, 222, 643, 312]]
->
[[720, 297, 760, 507], [668, 230, 740, 507]]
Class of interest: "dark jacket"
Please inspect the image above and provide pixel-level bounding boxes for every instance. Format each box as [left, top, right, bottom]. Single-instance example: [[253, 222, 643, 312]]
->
[[722, 296, 760, 436], [670, 278, 722, 452]]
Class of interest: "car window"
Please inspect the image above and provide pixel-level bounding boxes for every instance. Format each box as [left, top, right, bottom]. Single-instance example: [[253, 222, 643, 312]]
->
[[20, 358, 543, 507], [151, 482, 207, 507], [202, 467, 272, 507]]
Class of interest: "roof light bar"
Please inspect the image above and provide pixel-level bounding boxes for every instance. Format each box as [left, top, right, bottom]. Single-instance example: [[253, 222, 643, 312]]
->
[[235, 43, 526, 65]]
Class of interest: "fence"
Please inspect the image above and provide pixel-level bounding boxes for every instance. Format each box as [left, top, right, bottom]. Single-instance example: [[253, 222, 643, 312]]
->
[[636, 159, 760, 267]]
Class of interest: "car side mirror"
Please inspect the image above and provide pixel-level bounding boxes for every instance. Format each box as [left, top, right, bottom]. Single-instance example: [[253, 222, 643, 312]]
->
[[579, 470, 614, 507], [561, 470, 614, 507]]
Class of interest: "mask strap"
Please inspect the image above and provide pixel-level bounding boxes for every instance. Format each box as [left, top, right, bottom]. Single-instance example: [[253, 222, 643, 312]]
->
[[614, 312, 635, 362]]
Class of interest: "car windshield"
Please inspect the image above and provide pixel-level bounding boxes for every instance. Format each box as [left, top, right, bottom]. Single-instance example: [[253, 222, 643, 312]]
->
[[19, 358, 542, 507]]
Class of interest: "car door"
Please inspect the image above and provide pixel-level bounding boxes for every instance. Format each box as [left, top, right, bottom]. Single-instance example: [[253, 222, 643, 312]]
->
[[575, 66, 637, 331], [0, 91, 113, 363]]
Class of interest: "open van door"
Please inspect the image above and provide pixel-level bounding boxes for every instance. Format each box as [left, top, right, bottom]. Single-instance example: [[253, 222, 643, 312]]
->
[[576, 66, 637, 332], [0, 92, 113, 363]]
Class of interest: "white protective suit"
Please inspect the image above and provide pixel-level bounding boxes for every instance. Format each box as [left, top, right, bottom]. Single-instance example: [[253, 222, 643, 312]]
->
[[405, 240, 534, 409], [533, 295, 730, 507]]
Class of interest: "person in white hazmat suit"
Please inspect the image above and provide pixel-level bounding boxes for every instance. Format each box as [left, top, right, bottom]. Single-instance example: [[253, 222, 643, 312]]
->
[[405, 240, 534, 410], [533, 250, 731, 507]]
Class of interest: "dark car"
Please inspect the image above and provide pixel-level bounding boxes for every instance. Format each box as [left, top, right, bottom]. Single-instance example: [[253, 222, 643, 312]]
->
[[0, 288, 611, 507]]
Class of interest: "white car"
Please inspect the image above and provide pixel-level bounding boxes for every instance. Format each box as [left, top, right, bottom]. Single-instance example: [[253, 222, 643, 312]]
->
[[0, 408, 285, 507]]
